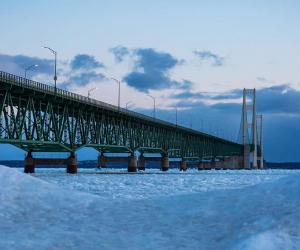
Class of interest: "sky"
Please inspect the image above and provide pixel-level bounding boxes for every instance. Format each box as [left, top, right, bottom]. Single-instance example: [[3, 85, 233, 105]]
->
[[0, 0, 300, 162]]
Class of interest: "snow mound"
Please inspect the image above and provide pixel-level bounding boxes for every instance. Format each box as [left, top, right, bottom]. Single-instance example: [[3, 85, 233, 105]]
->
[[1, 165, 300, 250]]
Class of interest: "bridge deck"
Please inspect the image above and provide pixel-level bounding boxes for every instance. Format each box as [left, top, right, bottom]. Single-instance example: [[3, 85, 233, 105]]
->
[[0, 71, 238, 145]]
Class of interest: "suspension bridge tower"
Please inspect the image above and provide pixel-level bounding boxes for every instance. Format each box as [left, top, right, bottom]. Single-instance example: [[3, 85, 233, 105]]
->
[[240, 88, 259, 169], [257, 114, 264, 169]]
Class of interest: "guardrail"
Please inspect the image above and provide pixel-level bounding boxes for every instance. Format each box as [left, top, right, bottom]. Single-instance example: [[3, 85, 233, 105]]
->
[[0, 70, 240, 145]]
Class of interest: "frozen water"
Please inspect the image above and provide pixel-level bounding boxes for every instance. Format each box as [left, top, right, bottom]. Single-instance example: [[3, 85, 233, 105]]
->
[[33, 168, 297, 200], [1, 166, 300, 250]]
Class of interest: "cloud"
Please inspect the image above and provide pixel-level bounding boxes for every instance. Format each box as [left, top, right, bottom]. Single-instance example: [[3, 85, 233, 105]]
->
[[256, 85, 300, 114], [210, 89, 242, 100], [178, 80, 193, 89], [123, 48, 189, 92], [172, 85, 300, 115], [109, 46, 130, 62], [170, 89, 242, 102], [60, 72, 106, 89], [61, 54, 106, 89], [0, 54, 53, 76], [193, 50, 225, 66], [170, 91, 206, 100], [70, 54, 104, 70], [0, 53, 108, 90], [256, 77, 274, 84]]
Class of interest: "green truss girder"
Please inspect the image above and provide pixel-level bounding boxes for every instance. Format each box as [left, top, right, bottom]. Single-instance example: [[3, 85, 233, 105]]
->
[[0, 139, 71, 152], [0, 71, 244, 157], [82, 144, 132, 153]]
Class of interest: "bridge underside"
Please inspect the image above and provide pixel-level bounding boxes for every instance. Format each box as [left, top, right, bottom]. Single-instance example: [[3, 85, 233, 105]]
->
[[0, 139, 70, 152]]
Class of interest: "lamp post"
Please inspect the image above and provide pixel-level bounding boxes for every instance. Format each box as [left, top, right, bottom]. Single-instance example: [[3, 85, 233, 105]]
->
[[43, 46, 57, 93], [175, 106, 178, 126], [111, 77, 121, 110], [147, 94, 156, 118], [126, 101, 132, 110], [200, 119, 204, 131], [24, 64, 38, 79], [88, 87, 98, 98]]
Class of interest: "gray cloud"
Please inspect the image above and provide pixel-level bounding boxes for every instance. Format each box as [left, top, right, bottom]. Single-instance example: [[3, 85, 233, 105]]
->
[[60, 72, 106, 89], [256, 77, 275, 84], [170, 92, 206, 100], [193, 50, 225, 66], [124, 48, 190, 92], [256, 85, 300, 114], [70, 54, 104, 70], [109, 46, 130, 62], [0, 54, 53, 76], [170, 89, 242, 102], [210, 89, 242, 100], [173, 85, 300, 115]]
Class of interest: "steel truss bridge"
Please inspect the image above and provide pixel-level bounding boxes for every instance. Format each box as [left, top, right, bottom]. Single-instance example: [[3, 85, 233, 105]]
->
[[0, 71, 245, 173]]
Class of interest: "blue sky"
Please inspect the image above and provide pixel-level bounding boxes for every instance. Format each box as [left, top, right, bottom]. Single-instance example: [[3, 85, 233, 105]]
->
[[0, 0, 300, 162]]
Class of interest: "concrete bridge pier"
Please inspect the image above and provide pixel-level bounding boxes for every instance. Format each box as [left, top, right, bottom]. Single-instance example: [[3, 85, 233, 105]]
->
[[210, 158, 216, 169], [138, 154, 146, 171], [66, 152, 77, 174], [128, 154, 137, 172], [98, 152, 107, 168], [258, 157, 264, 169], [161, 154, 169, 171], [24, 151, 35, 173], [198, 160, 204, 170], [220, 157, 227, 170], [180, 159, 188, 171]]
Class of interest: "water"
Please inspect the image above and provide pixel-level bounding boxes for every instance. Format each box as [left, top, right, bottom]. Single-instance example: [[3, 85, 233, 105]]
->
[[28, 168, 299, 200]]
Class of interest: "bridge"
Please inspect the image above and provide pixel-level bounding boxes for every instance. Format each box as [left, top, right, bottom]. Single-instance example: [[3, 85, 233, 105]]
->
[[0, 71, 260, 173]]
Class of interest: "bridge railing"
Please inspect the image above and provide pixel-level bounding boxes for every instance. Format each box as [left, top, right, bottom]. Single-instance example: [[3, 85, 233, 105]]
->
[[0, 71, 239, 145], [0, 71, 120, 111]]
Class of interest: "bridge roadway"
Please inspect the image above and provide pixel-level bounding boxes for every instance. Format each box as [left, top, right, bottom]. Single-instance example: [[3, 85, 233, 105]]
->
[[0, 71, 244, 173]]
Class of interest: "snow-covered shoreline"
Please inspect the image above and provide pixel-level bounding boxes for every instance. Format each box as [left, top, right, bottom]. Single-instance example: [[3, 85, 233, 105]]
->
[[1, 165, 300, 250]]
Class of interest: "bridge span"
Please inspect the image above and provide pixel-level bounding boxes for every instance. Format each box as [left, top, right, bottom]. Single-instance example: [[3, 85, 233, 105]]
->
[[0, 71, 249, 173]]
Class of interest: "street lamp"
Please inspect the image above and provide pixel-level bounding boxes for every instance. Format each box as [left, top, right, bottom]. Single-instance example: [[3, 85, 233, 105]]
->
[[147, 94, 156, 118], [43, 46, 57, 92], [111, 77, 120, 110], [24, 64, 38, 79], [175, 106, 178, 126], [126, 101, 133, 110], [189, 114, 193, 129], [199, 119, 204, 131], [88, 87, 98, 98]]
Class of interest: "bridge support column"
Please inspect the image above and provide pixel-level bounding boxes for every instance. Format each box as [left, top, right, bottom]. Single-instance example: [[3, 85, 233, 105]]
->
[[211, 158, 216, 169], [228, 156, 243, 169], [243, 145, 250, 169], [198, 160, 204, 170], [128, 154, 137, 172], [216, 156, 225, 170], [222, 157, 231, 170], [258, 157, 264, 169], [138, 154, 145, 171], [161, 155, 169, 171], [98, 152, 107, 168], [180, 159, 187, 171], [215, 159, 222, 170], [24, 151, 35, 173], [67, 152, 77, 174]]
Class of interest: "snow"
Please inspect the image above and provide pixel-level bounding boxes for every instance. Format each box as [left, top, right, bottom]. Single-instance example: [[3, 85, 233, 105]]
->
[[34, 168, 295, 200], [1, 166, 300, 250]]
